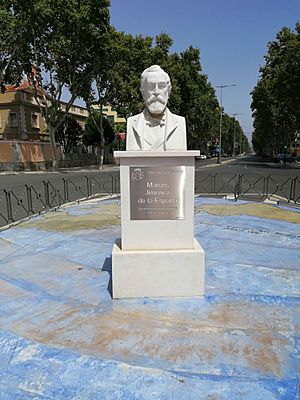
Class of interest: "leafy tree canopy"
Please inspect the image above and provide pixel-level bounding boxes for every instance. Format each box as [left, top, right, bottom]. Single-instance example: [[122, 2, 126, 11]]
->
[[82, 111, 114, 146], [251, 23, 300, 156], [1, 1, 249, 159], [55, 114, 82, 153], [0, 0, 111, 167]]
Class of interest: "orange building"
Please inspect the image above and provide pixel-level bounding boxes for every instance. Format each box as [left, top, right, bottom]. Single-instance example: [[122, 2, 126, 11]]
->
[[0, 81, 89, 170], [0, 81, 88, 142]]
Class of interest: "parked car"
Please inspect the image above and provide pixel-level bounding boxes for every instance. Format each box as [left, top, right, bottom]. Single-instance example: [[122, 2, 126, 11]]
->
[[196, 154, 207, 160], [274, 153, 297, 163]]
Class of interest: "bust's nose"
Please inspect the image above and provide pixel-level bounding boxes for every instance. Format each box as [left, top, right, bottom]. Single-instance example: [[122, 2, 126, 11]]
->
[[153, 83, 160, 95]]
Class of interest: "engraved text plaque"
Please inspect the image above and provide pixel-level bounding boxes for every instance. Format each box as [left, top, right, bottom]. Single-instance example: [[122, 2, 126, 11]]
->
[[130, 166, 185, 220]]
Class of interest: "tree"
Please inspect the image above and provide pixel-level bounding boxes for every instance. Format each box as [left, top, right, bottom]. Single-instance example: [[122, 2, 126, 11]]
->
[[0, 1, 33, 90], [89, 30, 220, 153], [251, 79, 275, 156], [105, 31, 153, 119], [173, 46, 219, 150], [220, 114, 234, 155], [82, 111, 114, 147], [150, 33, 182, 114], [55, 114, 82, 153], [251, 23, 300, 156], [150, 38, 220, 151], [0, 0, 111, 168], [83, 29, 153, 167]]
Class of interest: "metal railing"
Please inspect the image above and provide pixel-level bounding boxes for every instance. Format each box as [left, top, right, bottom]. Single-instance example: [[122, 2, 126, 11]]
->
[[0, 172, 299, 228], [0, 174, 120, 227], [194, 172, 300, 203]]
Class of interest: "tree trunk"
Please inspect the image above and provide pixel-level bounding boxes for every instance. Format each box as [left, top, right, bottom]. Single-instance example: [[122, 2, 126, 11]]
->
[[99, 140, 105, 169], [49, 125, 58, 170], [98, 103, 104, 170]]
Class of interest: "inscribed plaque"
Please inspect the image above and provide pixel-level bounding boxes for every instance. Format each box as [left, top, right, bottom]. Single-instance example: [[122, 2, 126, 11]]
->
[[130, 166, 185, 220]]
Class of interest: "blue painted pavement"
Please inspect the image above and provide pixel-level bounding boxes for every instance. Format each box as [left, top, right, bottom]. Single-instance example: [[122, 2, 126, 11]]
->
[[0, 197, 299, 399]]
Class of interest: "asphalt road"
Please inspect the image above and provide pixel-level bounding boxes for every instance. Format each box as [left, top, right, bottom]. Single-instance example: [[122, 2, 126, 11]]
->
[[195, 154, 300, 174], [195, 154, 300, 202], [0, 155, 299, 227]]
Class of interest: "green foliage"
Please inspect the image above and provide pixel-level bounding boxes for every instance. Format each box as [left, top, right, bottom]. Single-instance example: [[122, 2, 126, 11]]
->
[[102, 30, 153, 118], [88, 29, 248, 153], [0, 0, 111, 167], [30, 0, 110, 134], [251, 23, 300, 156], [82, 111, 114, 146], [0, 1, 37, 87], [115, 123, 126, 133], [1, 1, 250, 159], [170, 47, 220, 150], [55, 114, 82, 153]]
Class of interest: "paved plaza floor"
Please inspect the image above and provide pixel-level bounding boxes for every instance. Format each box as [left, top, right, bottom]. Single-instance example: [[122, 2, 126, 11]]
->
[[0, 196, 299, 399]]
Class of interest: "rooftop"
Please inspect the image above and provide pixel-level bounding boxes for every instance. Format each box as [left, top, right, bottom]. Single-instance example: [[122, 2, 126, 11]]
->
[[0, 196, 299, 399]]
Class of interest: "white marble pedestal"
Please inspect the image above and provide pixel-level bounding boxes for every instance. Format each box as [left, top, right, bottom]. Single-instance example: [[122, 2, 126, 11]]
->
[[112, 151, 205, 299]]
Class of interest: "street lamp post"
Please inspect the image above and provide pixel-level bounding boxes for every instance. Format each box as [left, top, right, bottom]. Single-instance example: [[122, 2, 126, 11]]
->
[[216, 84, 237, 163], [231, 113, 243, 156]]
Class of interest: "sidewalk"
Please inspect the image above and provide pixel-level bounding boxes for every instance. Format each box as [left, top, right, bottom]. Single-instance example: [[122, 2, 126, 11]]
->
[[0, 163, 120, 175], [0, 196, 299, 399], [0, 155, 239, 175]]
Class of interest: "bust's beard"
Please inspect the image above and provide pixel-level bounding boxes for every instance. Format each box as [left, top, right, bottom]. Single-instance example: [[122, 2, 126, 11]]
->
[[147, 100, 166, 115]]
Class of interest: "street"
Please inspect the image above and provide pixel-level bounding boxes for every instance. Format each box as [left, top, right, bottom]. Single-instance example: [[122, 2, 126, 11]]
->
[[195, 154, 300, 202], [196, 154, 300, 176], [0, 155, 299, 227]]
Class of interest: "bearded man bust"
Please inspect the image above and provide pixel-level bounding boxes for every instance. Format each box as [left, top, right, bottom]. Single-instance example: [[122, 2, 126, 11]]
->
[[126, 65, 187, 151]]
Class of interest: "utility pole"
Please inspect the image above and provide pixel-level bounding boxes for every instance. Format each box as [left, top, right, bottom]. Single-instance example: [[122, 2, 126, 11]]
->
[[231, 113, 243, 156], [216, 84, 237, 163]]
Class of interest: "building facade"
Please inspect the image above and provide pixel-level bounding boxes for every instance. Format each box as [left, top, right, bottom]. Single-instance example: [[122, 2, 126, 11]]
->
[[0, 81, 127, 169], [0, 81, 89, 142], [92, 105, 126, 127], [0, 81, 92, 170], [0, 82, 47, 142]]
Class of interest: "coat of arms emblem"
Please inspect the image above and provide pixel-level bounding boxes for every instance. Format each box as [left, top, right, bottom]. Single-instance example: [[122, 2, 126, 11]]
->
[[131, 168, 144, 182]]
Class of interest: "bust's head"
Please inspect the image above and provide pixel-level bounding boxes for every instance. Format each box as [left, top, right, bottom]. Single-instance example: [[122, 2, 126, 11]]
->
[[140, 65, 172, 115]]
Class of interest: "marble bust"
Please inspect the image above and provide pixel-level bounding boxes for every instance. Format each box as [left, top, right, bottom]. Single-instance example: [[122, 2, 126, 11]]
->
[[126, 65, 187, 151]]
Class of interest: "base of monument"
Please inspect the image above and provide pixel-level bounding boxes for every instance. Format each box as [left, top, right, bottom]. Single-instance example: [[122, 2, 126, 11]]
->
[[112, 238, 205, 299]]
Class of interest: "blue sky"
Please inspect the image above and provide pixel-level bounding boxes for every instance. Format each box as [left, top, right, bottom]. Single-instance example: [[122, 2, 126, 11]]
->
[[110, 0, 300, 142]]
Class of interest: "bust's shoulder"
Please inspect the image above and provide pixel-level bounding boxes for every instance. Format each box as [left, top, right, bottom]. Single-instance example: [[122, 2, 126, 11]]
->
[[168, 110, 186, 123], [127, 112, 144, 123]]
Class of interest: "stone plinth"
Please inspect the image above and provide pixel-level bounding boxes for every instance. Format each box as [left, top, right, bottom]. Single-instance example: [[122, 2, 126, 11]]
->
[[112, 151, 205, 298], [112, 238, 205, 298]]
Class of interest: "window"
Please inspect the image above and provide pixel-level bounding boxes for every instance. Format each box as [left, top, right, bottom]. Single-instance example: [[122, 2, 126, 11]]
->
[[9, 112, 18, 127], [31, 113, 39, 128]]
